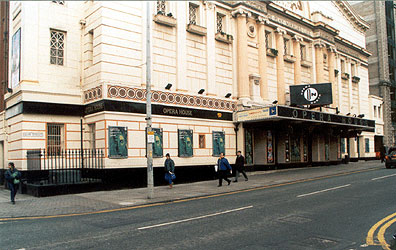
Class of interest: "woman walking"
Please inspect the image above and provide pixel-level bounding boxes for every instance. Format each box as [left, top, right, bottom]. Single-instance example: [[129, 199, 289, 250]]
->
[[4, 162, 21, 205], [164, 153, 175, 188]]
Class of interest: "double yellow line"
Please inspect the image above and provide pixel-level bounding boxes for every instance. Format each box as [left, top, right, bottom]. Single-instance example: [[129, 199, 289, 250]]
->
[[367, 212, 396, 249]]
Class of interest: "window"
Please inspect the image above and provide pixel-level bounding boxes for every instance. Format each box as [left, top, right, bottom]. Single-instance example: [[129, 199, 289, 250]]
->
[[341, 138, 345, 153], [47, 124, 64, 155], [283, 38, 290, 55], [199, 134, 205, 148], [300, 44, 306, 60], [189, 3, 199, 25], [351, 63, 356, 76], [341, 59, 346, 73], [216, 13, 225, 33], [50, 30, 65, 65], [323, 53, 328, 65], [374, 106, 377, 118], [87, 29, 94, 67], [156, 0, 166, 14], [88, 123, 96, 150], [365, 138, 370, 153], [265, 31, 272, 49], [52, 0, 65, 5]]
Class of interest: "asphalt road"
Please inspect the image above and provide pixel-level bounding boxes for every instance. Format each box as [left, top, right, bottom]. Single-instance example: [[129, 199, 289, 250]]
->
[[2, 165, 396, 250]]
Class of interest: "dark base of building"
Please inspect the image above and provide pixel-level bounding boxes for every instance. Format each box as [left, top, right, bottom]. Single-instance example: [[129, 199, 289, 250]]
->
[[0, 158, 380, 197]]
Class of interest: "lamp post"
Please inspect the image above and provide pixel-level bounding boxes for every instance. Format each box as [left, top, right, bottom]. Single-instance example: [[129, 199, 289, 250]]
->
[[146, 1, 154, 199]]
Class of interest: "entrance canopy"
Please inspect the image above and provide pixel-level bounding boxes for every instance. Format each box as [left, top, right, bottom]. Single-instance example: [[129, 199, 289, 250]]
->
[[234, 105, 375, 132]]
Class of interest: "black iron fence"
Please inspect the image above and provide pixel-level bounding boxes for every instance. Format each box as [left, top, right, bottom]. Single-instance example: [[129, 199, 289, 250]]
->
[[26, 149, 104, 185]]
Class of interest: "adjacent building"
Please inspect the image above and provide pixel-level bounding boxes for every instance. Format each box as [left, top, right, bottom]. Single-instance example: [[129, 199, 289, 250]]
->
[[0, 1, 382, 181], [350, 1, 393, 147]]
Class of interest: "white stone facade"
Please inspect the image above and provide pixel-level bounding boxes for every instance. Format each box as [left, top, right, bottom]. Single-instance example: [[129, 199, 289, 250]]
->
[[1, 1, 382, 170]]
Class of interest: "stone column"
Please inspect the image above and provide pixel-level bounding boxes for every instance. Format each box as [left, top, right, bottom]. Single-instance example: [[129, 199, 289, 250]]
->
[[235, 10, 250, 100], [257, 17, 268, 101], [293, 35, 303, 85], [314, 42, 325, 83], [275, 28, 287, 104], [328, 47, 337, 108], [205, 2, 216, 96]]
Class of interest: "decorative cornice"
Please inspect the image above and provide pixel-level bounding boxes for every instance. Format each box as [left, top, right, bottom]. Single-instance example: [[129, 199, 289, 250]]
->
[[84, 85, 103, 103], [107, 85, 237, 112], [275, 27, 287, 35], [231, 8, 250, 18], [257, 15, 269, 25]]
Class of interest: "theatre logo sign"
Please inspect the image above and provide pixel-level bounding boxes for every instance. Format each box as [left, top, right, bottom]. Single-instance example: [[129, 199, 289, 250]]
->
[[290, 83, 332, 106]]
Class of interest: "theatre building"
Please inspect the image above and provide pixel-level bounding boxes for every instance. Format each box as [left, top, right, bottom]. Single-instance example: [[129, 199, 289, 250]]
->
[[0, 1, 382, 189]]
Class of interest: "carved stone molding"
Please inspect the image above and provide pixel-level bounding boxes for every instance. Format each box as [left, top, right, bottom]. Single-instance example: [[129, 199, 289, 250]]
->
[[257, 15, 269, 25], [275, 27, 287, 35], [107, 85, 237, 112], [292, 35, 304, 43], [231, 8, 250, 18], [84, 85, 103, 103]]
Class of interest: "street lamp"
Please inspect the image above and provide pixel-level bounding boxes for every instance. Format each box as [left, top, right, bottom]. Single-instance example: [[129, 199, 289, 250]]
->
[[146, 2, 154, 199]]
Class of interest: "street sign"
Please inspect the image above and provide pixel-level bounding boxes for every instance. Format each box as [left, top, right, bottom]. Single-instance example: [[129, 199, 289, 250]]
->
[[147, 134, 155, 143]]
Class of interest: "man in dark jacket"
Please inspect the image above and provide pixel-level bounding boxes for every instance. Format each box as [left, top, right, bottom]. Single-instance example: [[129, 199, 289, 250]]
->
[[217, 152, 232, 187], [234, 151, 248, 182], [164, 153, 175, 188], [4, 162, 21, 204]]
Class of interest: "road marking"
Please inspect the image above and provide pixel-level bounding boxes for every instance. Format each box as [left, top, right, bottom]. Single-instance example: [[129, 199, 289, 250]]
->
[[138, 205, 253, 230], [0, 167, 378, 222], [366, 212, 396, 246], [377, 217, 396, 250], [297, 184, 351, 198], [371, 173, 396, 181]]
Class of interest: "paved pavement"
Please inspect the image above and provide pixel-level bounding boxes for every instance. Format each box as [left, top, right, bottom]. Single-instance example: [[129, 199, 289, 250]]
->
[[0, 160, 384, 219]]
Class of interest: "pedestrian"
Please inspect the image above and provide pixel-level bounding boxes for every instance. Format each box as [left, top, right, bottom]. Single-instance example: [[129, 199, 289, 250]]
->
[[380, 145, 386, 163], [233, 151, 248, 182], [164, 153, 175, 188], [217, 152, 232, 187], [4, 162, 21, 205]]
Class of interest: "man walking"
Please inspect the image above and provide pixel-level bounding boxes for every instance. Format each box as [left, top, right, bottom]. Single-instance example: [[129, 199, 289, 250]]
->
[[234, 151, 248, 182], [4, 162, 21, 205], [217, 152, 232, 187]]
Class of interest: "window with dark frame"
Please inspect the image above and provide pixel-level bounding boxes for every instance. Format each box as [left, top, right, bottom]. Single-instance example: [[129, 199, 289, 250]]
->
[[157, 0, 166, 14], [216, 13, 224, 33], [365, 138, 370, 153], [283, 38, 289, 55], [47, 123, 64, 156], [265, 31, 271, 49], [300, 44, 306, 60], [189, 3, 198, 25], [88, 123, 96, 150], [199, 134, 205, 148], [50, 30, 65, 66]]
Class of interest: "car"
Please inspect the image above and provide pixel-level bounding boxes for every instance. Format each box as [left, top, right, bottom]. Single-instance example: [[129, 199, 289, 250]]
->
[[385, 147, 396, 169]]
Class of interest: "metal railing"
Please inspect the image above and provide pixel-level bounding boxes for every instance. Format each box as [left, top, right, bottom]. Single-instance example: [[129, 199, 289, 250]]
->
[[26, 149, 104, 185]]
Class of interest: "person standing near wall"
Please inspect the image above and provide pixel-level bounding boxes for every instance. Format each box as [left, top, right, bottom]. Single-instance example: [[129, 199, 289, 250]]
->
[[234, 151, 248, 182], [217, 152, 232, 187], [4, 162, 21, 205], [164, 153, 175, 188]]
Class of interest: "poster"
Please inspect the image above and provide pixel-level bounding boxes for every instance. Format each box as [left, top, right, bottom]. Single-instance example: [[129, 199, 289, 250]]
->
[[213, 131, 226, 157], [267, 131, 274, 163], [244, 130, 253, 164], [152, 128, 163, 158], [11, 28, 21, 89], [178, 129, 193, 157], [108, 126, 128, 158]]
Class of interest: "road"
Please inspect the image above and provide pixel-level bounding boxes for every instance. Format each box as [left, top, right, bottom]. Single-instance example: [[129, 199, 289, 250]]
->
[[1, 165, 396, 250]]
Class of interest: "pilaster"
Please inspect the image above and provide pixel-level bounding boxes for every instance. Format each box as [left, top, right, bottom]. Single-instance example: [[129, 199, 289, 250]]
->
[[314, 42, 325, 83], [234, 9, 250, 100], [275, 28, 287, 104], [328, 46, 337, 108], [293, 35, 303, 85], [257, 16, 268, 101]]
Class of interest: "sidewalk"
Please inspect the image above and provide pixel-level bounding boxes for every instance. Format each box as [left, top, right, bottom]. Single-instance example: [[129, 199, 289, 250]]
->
[[0, 161, 384, 219]]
